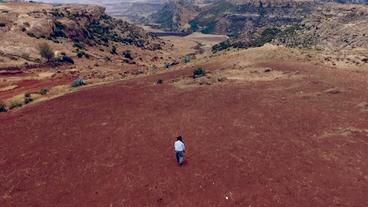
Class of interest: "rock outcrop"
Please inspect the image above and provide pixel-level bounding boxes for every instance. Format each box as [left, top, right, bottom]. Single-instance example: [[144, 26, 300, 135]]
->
[[0, 3, 162, 49], [274, 3, 368, 52]]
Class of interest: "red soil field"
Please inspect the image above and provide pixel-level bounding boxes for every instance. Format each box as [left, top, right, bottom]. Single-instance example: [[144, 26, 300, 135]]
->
[[1, 61, 368, 206]]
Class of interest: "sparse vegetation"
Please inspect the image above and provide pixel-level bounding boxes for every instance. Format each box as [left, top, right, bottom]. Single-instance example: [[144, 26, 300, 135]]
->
[[212, 27, 283, 52], [193, 67, 205, 79], [9, 101, 22, 110], [24, 93, 33, 104], [71, 78, 86, 87], [212, 41, 232, 53], [38, 43, 54, 62], [253, 28, 282, 47]]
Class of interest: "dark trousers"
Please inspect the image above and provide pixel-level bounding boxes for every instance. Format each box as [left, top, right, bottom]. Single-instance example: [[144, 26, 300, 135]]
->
[[175, 151, 184, 165]]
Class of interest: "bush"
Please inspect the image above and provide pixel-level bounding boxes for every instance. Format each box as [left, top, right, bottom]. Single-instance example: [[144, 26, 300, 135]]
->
[[212, 41, 231, 53], [9, 101, 22, 110], [77, 51, 83, 58], [156, 79, 163, 84], [40, 88, 49, 95], [193, 67, 206, 79], [24, 93, 33, 104], [62, 55, 74, 64], [73, 42, 85, 49], [252, 27, 282, 47], [71, 78, 86, 87], [76, 50, 89, 59], [38, 43, 54, 62], [0, 102, 7, 112], [111, 45, 117, 55], [122, 50, 133, 60], [183, 55, 191, 63]]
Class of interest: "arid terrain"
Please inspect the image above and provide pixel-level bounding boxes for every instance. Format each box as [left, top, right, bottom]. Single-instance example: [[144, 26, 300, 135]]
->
[[1, 1, 368, 207]]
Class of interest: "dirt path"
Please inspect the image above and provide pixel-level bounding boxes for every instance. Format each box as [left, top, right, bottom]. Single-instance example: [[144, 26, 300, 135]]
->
[[0, 59, 368, 206]]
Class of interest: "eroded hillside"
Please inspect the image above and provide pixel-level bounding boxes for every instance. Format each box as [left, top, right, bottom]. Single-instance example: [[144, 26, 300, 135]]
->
[[0, 2, 185, 110]]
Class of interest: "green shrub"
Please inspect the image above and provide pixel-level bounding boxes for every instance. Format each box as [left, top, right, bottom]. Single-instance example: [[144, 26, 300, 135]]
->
[[189, 20, 199, 31], [183, 55, 191, 63], [76, 51, 89, 59], [73, 42, 85, 49], [111, 45, 117, 55], [71, 78, 86, 87], [193, 67, 205, 79], [54, 21, 64, 30], [24, 93, 33, 104], [38, 43, 54, 62], [77, 51, 83, 58], [62, 55, 74, 64], [40, 88, 49, 95], [122, 50, 133, 60], [212, 41, 231, 53], [0, 102, 7, 112]]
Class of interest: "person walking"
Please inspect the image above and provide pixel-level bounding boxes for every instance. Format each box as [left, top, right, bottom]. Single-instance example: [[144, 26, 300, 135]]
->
[[174, 136, 185, 166]]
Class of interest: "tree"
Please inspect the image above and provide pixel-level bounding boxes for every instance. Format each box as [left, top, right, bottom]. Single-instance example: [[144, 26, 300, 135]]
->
[[38, 43, 54, 62]]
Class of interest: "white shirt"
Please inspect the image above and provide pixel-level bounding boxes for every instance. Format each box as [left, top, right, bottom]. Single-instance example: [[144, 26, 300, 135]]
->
[[174, 140, 185, 152]]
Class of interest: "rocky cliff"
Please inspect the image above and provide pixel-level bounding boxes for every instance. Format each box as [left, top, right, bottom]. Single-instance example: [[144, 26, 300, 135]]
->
[[191, 0, 316, 35], [211, 2, 368, 66], [274, 3, 368, 54], [150, 0, 201, 31], [0, 3, 162, 49], [0, 2, 166, 68]]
